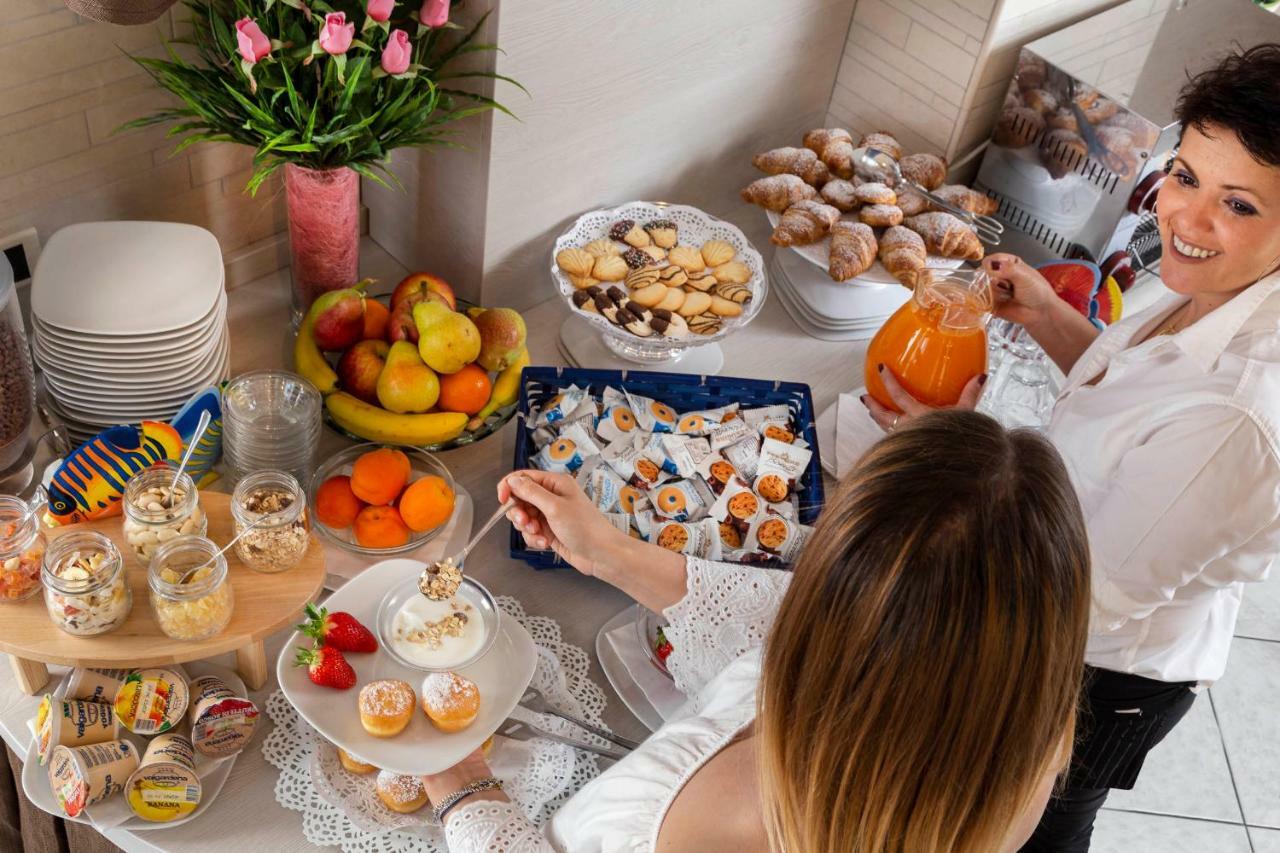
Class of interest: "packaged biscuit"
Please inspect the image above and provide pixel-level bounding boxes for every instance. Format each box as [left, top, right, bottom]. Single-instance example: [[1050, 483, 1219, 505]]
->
[[651, 479, 710, 523], [674, 404, 737, 436], [618, 484, 652, 516], [709, 477, 765, 548], [595, 387, 640, 444], [533, 421, 601, 474], [584, 463, 626, 513], [723, 436, 762, 483], [534, 385, 587, 428], [753, 438, 814, 505], [602, 437, 672, 490], [625, 391, 678, 434], [708, 417, 754, 452], [530, 426, 557, 450], [746, 510, 814, 563], [649, 517, 722, 560], [696, 451, 739, 497], [564, 393, 599, 428], [741, 404, 791, 431]]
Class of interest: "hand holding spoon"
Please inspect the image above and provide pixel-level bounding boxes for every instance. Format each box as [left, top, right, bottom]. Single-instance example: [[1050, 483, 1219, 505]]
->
[[419, 499, 517, 600]]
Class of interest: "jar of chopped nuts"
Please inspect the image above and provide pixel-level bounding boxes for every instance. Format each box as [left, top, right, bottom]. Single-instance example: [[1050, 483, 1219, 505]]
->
[[42, 531, 132, 636], [122, 463, 207, 565], [148, 535, 234, 641], [0, 494, 46, 603], [230, 470, 311, 573]]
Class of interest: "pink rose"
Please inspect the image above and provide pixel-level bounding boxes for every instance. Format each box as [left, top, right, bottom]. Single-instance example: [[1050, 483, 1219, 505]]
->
[[380, 29, 412, 75], [366, 0, 394, 23], [235, 17, 270, 64], [318, 12, 355, 55], [419, 0, 448, 27]]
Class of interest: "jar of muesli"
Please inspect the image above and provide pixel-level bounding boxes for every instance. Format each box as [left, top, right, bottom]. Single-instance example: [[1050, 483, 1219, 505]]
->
[[230, 471, 311, 573]]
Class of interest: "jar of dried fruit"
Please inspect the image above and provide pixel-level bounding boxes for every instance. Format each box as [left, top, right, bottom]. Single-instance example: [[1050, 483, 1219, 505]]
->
[[122, 463, 207, 565], [0, 493, 47, 602], [230, 470, 311, 573], [148, 535, 233, 641], [42, 531, 132, 636]]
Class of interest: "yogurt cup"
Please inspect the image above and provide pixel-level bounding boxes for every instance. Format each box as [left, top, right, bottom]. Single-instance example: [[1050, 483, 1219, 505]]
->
[[63, 668, 132, 703], [125, 733, 202, 822], [189, 675, 260, 759], [36, 695, 117, 765], [114, 669, 189, 736], [48, 739, 140, 818]]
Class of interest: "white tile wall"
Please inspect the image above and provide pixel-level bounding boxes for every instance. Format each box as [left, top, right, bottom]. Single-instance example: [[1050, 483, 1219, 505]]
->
[[0, 6, 287, 288]]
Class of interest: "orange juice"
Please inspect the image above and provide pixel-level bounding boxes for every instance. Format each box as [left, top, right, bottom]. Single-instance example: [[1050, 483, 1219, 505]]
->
[[865, 273, 991, 411]]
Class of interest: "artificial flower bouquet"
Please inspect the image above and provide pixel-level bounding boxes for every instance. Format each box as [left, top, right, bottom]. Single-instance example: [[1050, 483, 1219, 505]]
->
[[124, 0, 521, 193]]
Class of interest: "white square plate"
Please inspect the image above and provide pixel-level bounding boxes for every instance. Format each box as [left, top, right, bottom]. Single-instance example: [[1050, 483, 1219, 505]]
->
[[276, 558, 537, 775]]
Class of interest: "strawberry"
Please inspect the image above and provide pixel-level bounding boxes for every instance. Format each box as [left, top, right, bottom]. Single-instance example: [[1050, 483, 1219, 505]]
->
[[294, 644, 357, 690], [653, 627, 673, 664], [298, 603, 378, 653]]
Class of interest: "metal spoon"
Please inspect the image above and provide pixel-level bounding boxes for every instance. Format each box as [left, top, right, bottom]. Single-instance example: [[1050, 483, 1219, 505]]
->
[[855, 147, 1005, 245], [166, 410, 212, 507], [419, 499, 517, 599], [174, 508, 283, 584]]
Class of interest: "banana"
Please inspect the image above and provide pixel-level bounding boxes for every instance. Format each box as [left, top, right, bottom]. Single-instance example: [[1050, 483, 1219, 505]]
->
[[465, 306, 486, 320], [293, 320, 338, 395], [326, 392, 468, 445], [467, 348, 530, 430]]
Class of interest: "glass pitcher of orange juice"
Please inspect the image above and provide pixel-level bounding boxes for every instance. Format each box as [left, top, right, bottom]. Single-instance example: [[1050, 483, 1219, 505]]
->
[[864, 271, 992, 412]]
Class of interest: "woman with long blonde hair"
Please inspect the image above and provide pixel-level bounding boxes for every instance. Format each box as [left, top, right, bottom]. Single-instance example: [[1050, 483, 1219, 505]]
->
[[422, 411, 1091, 852]]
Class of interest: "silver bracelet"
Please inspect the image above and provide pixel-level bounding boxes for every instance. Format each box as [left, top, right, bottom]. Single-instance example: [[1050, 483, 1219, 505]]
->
[[431, 776, 504, 825]]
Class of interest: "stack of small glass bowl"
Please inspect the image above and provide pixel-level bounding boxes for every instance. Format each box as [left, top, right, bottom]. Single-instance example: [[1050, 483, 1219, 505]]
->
[[222, 370, 321, 484]]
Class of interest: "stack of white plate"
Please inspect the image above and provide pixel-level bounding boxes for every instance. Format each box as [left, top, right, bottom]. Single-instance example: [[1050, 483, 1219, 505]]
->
[[771, 247, 912, 341], [28, 222, 230, 444]]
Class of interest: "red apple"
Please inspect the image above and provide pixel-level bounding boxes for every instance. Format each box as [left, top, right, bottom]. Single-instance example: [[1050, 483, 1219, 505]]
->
[[337, 339, 389, 404], [387, 299, 418, 343], [312, 289, 366, 352], [391, 273, 457, 312]]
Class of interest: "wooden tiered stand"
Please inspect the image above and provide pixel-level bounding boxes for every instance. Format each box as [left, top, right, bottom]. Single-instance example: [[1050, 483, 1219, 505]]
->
[[0, 492, 325, 694]]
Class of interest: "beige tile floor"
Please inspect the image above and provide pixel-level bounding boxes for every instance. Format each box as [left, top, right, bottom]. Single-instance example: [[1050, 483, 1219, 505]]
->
[[1091, 586, 1280, 852]]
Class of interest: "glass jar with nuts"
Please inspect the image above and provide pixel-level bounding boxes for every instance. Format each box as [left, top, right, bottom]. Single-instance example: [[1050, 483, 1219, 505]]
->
[[42, 531, 132, 636], [0, 494, 47, 603], [230, 470, 311, 573], [122, 463, 207, 565], [148, 535, 234, 641]]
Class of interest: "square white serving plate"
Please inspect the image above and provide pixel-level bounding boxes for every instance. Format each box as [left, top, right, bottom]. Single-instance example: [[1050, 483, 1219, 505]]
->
[[276, 558, 537, 776], [21, 661, 244, 831]]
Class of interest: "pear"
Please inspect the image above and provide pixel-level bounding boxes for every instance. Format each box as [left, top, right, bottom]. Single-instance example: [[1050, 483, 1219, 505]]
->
[[376, 341, 440, 414], [472, 307, 528, 372], [413, 302, 482, 375]]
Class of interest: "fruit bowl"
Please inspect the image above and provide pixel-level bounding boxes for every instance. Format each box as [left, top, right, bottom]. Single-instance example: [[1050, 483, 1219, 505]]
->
[[308, 443, 457, 557], [551, 201, 768, 365]]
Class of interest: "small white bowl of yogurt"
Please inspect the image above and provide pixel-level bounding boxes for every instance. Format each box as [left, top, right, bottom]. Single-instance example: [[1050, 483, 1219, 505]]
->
[[377, 574, 500, 672]]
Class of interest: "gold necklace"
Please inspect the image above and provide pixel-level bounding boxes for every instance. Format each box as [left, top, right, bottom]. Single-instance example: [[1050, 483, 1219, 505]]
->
[[1154, 304, 1192, 337]]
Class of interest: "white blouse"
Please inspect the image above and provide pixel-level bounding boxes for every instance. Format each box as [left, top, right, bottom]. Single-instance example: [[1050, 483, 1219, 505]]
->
[[444, 558, 791, 852], [1048, 271, 1280, 685]]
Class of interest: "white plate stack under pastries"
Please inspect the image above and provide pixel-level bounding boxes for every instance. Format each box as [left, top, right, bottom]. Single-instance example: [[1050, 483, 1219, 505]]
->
[[770, 244, 913, 341], [28, 221, 230, 444]]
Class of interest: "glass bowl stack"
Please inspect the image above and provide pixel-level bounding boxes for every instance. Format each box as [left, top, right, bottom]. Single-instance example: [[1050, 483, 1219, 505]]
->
[[222, 370, 321, 484]]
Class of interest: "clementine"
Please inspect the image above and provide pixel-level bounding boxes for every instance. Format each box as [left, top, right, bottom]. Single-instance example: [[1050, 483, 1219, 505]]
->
[[315, 475, 364, 528], [362, 299, 391, 341], [437, 364, 492, 415]]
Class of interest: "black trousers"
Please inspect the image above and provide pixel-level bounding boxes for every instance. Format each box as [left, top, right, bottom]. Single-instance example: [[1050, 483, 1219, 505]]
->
[[1020, 666, 1197, 853]]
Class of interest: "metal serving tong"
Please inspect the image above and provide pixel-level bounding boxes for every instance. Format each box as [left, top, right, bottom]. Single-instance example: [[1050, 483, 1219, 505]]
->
[[498, 717, 633, 762], [519, 686, 642, 751], [855, 147, 1005, 245]]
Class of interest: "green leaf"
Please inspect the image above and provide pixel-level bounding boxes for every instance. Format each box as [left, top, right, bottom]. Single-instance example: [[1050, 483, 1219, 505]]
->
[[436, 70, 530, 97], [439, 88, 516, 120]]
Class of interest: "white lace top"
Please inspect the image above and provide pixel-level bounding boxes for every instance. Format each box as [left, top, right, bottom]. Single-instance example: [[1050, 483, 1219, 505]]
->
[[444, 558, 791, 852]]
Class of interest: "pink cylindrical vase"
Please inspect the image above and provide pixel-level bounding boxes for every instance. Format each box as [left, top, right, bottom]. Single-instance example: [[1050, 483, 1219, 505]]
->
[[284, 163, 360, 326]]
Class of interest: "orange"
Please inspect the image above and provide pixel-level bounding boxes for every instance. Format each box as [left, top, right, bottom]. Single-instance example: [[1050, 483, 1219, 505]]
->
[[350, 447, 411, 505], [399, 475, 455, 532], [353, 505, 411, 549], [436, 364, 492, 415], [363, 300, 391, 341], [315, 475, 364, 528]]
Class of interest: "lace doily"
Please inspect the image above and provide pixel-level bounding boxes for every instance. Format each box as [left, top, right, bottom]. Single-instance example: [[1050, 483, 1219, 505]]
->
[[263, 596, 611, 852], [550, 201, 769, 349]]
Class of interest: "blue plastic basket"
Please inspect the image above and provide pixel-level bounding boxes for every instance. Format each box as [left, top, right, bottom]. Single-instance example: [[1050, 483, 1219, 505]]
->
[[510, 366, 826, 569]]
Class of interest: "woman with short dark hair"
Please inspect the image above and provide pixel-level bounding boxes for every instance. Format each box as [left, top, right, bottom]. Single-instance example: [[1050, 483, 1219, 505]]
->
[[867, 43, 1280, 851]]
